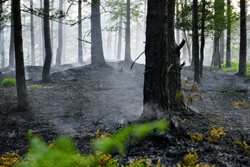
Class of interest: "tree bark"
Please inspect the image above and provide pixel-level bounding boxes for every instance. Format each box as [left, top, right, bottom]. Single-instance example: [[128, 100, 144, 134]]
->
[[78, 0, 83, 64], [56, 0, 63, 65], [30, 0, 35, 65], [42, 0, 53, 82], [13, 0, 29, 109], [200, 0, 206, 78], [40, 0, 45, 65], [226, 0, 231, 68], [0, 1, 5, 68], [124, 0, 132, 62], [238, 0, 246, 76], [193, 0, 200, 83], [9, 1, 15, 69], [91, 0, 106, 66]]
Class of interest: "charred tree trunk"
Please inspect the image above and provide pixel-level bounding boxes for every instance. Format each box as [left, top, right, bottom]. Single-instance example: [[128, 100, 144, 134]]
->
[[78, 0, 83, 64], [9, 1, 15, 69], [13, 0, 29, 109], [238, 0, 246, 76], [56, 0, 63, 65], [30, 0, 35, 65], [143, 0, 184, 120], [91, 0, 106, 66], [226, 0, 231, 68], [42, 0, 53, 82], [124, 0, 132, 62], [193, 0, 200, 83]]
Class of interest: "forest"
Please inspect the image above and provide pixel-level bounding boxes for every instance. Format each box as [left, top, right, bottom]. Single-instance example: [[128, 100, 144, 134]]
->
[[0, 0, 250, 166]]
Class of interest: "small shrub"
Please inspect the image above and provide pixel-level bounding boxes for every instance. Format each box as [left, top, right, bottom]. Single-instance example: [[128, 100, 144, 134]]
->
[[208, 126, 226, 143], [232, 100, 249, 109], [1, 77, 16, 87], [0, 152, 20, 167], [189, 133, 203, 142], [234, 140, 249, 153]]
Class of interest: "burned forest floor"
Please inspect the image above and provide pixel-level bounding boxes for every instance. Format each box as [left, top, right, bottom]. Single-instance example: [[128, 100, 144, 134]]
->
[[0, 62, 250, 166]]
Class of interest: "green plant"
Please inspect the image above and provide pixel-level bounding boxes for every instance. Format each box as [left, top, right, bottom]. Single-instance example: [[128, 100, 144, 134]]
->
[[30, 84, 43, 89], [1, 77, 16, 87]]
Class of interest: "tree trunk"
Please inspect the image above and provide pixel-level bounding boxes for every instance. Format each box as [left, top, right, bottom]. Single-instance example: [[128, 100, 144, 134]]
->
[[91, 0, 106, 66], [226, 0, 231, 68], [40, 0, 45, 65], [30, 0, 35, 65], [193, 0, 200, 83], [220, 31, 225, 64], [200, 0, 206, 78], [117, 16, 123, 60], [0, 1, 5, 68], [143, 0, 184, 119], [78, 0, 83, 64], [124, 0, 132, 62], [13, 0, 29, 109], [56, 0, 63, 65], [42, 0, 53, 82], [51, 0, 54, 60], [238, 0, 246, 76], [9, 1, 15, 69]]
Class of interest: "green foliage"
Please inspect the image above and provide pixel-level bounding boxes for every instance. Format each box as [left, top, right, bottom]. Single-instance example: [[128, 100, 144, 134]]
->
[[17, 120, 169, 167], [93, 120, 169, 154], [30, 84, 43, 89], [222, 61, 250, 74], [1, 77, 16, 87]]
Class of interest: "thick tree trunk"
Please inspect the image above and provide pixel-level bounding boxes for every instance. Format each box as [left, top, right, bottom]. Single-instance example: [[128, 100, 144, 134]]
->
[[143, 0, 184, 119], [9, 2, 15, 69], [42, 0, 53, 82], [200, 0, 206, 78], [30, 0, 35, 65], [91, 0, 106, 65], [56, 0, 63, 65], [40, 0, 45, 65], [193, 0, 200, 83], [117, 17, 123, 60], [238, 0, 246, 76], [124, 0, 132, 62], [226, 0, 231, 68], [13, 0, 29, 109], [220, 31, 225, 64], [50, 0, 54, 59], [78, 0, 83, 64]]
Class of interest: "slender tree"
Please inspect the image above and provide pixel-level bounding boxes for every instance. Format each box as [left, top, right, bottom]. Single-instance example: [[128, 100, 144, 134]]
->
[[9, 1, 15, 69], [193, 0, 200, 83], [40, 0, 45, 65], [42, 0, 53, 82], [226, 0, 232, 68], [91, 0, 106, 65], [238, 0, 247, 76], [56, 0, 63, 65], [124, 0, 132, 62], [117, 16, 123, 60], [78, 0, 83, 64], [200, 0, 206, 77], [30, 0, 35, 65], [13, 0, 29, 109], [0, 0, 5, 68]]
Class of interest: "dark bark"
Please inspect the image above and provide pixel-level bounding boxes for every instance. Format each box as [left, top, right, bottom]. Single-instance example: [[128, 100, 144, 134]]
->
[[13, 0, 29, 109], [117, 17, 123, 60], [30, 0, 35, 65], [9, 1, 15, 69], [91, 0, 106, 65], [238, 0, 246, 76], [192, 0, 200, 83], [143, 0, 184, 119], [50, 0, 54, 58], [78, 0, 83, 64], [220, 31, 225, 64], [40, 0, 45, 65], [56, 0, 63, 65], [124, 0, 132, 62], [226, 0, 231, 68], [200, 0, 206, 78], [42, 0, 53, 82]]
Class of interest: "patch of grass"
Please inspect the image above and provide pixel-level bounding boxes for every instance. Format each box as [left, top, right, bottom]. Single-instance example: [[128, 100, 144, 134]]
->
[[222, 61, 250, 75], [30, 84, 43, 89], [1, 77, 16, 87]]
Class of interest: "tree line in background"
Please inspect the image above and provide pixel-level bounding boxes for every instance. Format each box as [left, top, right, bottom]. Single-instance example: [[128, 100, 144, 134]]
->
[[0, 0, 249, 118]]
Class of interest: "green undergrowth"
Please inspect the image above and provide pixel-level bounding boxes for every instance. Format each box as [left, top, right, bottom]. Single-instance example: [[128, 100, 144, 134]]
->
[[1, 77, 16, 87], [222, 61, 250, 75], [29, 84, 43, 89], [16, 120, 169, 167]]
